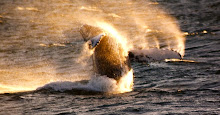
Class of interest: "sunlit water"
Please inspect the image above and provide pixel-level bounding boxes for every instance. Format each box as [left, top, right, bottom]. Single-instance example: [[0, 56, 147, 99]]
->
[[0, 0, 219, 114]]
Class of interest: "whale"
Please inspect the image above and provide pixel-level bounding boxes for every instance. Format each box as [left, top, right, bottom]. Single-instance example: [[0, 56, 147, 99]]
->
[[80, 24, 131, 81], [79, 24, 182, 81]]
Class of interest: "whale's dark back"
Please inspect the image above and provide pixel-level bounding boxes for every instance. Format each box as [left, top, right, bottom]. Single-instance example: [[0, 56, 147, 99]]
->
[[93, 35, 131, 81]]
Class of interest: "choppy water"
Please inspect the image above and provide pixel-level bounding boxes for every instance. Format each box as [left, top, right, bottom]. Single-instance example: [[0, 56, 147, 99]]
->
[[0, 0, 219, 114]]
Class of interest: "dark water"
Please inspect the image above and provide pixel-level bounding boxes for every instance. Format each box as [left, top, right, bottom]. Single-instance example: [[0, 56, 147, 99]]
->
[[0, 0, 220, 114]]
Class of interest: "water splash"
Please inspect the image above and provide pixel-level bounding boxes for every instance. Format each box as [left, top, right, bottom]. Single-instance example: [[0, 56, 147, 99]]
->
[[117, 69, 134, 93], [38, 69, 133, 93]]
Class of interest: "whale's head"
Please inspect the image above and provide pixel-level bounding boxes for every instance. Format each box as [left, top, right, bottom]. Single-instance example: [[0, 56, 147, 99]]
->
[[80, 24, 107, 49], [80, 24, 104, 41]]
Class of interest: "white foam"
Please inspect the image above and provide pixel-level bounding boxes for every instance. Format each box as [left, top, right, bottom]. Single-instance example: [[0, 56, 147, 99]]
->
[[37, 70, 134, 93]]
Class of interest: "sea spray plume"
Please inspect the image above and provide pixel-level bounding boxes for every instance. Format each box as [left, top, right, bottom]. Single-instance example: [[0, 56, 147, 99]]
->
[[42, 0, 185, 57]]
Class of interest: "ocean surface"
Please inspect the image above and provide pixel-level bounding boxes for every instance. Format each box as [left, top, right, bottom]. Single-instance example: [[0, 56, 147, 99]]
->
[[0, 0, 219, 114]]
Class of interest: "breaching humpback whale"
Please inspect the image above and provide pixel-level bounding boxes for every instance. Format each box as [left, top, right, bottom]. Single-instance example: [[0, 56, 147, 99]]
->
[[80, 24, 131, 81], [79, 24, 182, 81]]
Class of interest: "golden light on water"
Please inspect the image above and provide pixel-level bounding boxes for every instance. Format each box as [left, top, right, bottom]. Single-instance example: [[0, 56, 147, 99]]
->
[[16, 6, 39, 11], [0, 65, 90, 94], [80, 6, 102, 12], [0, 68, 56, 94], [0, 84, 34, 94], [184, 30, 210, 36], [165, 59, 196, 63], [203, 30, 208, 34]]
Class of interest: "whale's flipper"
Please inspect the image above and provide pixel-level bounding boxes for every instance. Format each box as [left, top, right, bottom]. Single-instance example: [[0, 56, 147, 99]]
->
[[129, 49, 182, 63], [89, 33, 106, 49]]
